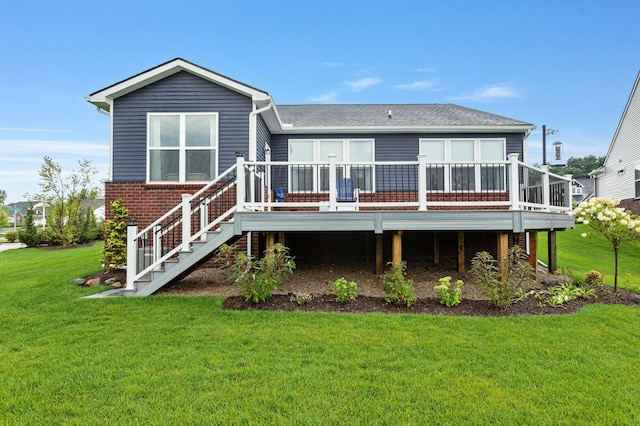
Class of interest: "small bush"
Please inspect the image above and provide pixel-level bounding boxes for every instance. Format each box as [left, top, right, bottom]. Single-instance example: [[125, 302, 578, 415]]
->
[[470, 246, 533, 308], [333, 278, 358, 303], [5, 231, 18, 243], [534, 282, 596, 307], [584, 270, 604, 287], [434, 276, 463, 307], [216, 243, 296, 303], [289, 292, 313, 305], [381, 261, 416, 307], [17, 205, 41, 247]]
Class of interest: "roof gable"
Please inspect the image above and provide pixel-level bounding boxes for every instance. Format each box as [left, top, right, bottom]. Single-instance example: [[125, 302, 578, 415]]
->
[[602, 71, 640, 166], [87, 58, 270, 111]]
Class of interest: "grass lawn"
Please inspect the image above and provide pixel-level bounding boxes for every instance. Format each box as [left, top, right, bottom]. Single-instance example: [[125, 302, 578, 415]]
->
[[1, 243, 639, 424], [539, 223, 640, 291]]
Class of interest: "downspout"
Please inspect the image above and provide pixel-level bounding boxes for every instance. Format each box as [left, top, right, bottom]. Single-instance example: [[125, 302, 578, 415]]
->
[[94, 104, 113, 184], [248, 99, 273, 161]]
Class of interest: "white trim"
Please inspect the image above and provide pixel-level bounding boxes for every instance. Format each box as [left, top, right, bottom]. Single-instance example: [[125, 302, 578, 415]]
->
[[146, 112, 219, 183], [271, 124, 534, 135], [88, 58, 270, 111]]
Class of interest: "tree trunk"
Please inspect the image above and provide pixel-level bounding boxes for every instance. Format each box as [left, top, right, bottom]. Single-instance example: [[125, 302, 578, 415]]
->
[[613, 244, 619, 292]]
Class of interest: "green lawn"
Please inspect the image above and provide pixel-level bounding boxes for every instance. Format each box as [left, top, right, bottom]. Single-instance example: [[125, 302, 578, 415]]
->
[[539, 223, 640, 291], [1, 243, 639, 424]]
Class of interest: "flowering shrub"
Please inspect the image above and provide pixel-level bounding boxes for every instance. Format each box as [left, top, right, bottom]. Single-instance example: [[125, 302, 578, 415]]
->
[[381, 261, 416, 307], [434, 276, 463, 307], [574, 197, 640, 290]]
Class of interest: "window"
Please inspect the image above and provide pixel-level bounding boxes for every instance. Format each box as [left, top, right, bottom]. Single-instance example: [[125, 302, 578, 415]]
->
[[420, 138, 506, 191], [148, 113, 218, 183], [288, 139, 374, 192], [635, 164, 640, 198]]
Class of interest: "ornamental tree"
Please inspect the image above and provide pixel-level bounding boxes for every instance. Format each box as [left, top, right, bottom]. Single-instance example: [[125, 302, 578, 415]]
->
[[574, 198, 640, 291]]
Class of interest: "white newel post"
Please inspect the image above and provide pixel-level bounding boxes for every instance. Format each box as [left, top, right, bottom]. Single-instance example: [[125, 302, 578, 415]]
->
[[181, 194, 192, 252], [125, 219, 138, 290], [507, 153, 520, 210], [564, 174, 573, 210], [329, 154, 337, 211], [153, 224, 162, 266], [417, 154, 427, 211], [236, 153, 245, 211], [541, 165, 551, 211]]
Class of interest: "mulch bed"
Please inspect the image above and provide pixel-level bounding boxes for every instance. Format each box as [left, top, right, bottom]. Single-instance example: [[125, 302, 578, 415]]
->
[[223, 290, 640, 316]]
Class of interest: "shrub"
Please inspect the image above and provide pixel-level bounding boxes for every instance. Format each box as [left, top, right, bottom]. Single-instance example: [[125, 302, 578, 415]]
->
[[218, 243, 296, 303], [534, 281, 596, 307], [332, 278, 358, 303], [17, 205, 41, 247], [289, 292, 313, 305], [434, 276, 463, 307], [5, 231, 18, 243], [381, 261, 416, 307], [584, 270, 604, 287], [101, 199, 129, 271], [470, 246, 533, 308]]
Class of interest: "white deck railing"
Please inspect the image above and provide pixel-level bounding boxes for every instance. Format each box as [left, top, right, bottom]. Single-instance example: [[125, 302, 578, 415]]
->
[[125, 153, 572, 290]]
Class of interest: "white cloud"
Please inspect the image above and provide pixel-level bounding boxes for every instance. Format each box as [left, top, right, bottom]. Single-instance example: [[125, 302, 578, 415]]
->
[[450, 84, 518, 102], [394, 78, 439, 90], [344, 77, 382, 91], [310, 91, 339, 103], [0, 127, 69, 133], [1, 139, 108, 156]]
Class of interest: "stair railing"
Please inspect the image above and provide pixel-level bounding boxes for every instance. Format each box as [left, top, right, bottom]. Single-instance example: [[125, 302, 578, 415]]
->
[[125, 162, 242, 290]]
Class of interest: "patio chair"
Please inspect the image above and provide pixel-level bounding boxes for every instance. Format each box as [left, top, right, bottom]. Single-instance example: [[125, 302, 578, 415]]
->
[[336, 178, 359, 210]]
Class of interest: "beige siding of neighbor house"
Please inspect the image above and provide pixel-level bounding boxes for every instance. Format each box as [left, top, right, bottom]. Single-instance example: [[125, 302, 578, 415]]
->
[[596, 72, 640, 201]]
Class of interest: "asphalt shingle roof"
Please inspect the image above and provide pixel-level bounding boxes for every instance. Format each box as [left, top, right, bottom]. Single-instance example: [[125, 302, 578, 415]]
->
[[276, 104, 531, 128]]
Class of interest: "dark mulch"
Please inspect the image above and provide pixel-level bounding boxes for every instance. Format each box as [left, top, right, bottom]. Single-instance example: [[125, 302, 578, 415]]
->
[[223, 290, 640, 316]]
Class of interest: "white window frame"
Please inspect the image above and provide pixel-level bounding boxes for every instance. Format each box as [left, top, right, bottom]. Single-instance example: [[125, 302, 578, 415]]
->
[[420, 138, 506, 192], [288, 139, 375, 192], [147, 112, 219, 183]]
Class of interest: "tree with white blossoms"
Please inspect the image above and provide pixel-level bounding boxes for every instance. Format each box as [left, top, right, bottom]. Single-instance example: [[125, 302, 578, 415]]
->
[[574, 197, 640, 291]]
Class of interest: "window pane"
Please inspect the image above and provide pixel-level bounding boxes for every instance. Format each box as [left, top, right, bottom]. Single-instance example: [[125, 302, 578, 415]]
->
[[186, 115, 216, 147], [426, 165, 445, 191], [289, 140, 314, 161], [292, 167, 314, 191], [420, 139, 445, 161], [481, 165, 505, 190], [450, 140, 474, 161], [451, 165, 474, 191], [150, 150, 179, 181], [350, 166, 372, 191], [349, 140, 374, 162], [480, 139, 504, 161], [149, 115, 180, 147], [319, 140, 344, 162], [186, 149, 215, 181]]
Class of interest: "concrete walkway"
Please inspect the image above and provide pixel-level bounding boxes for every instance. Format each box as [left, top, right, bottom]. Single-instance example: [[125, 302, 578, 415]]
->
[[0, 242, 27, 252]]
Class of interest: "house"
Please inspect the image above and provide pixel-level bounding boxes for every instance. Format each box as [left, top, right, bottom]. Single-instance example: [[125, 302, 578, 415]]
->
[[6, 202, 44, 227], [571, 178, 595, 204], [87, 58, 574, 296], [590, 71, 640, 215]]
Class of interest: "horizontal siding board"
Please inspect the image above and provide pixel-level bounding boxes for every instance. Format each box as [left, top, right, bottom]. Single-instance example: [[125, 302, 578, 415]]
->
[[112, 71, 252, 181]]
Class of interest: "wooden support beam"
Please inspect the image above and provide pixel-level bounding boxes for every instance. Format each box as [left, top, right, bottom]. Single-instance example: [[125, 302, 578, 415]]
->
[[392, 231, 403, 265], [433, 232, 440, 265], [278, 232, 285, 246], [528, 231, 538, 281], [266, 232, 275, 253], [457, 232, 465, 273], [497, 232, 509, 281], [376, 234, 383, 275], [548, 231, 557, 273]]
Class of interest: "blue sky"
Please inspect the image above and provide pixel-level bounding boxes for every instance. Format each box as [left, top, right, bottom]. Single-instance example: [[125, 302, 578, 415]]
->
[[1, 0, 638, 203]]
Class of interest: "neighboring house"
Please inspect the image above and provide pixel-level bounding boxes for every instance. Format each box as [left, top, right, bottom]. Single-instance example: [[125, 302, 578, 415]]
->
[[571, 178, 595, 204], [590, 71, 640, 215], [7, 202, 44, 227], [87, 58, 573, 296]]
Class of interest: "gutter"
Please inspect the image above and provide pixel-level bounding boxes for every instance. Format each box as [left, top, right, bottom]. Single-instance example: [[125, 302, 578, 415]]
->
[[248, 99, 273, 161]]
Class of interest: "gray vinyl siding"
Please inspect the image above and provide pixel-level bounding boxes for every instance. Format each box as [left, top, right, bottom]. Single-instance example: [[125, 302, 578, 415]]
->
[[256, 115, 271, 161], [270, 132, 525, 162], [111, 71, 252, 181]]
